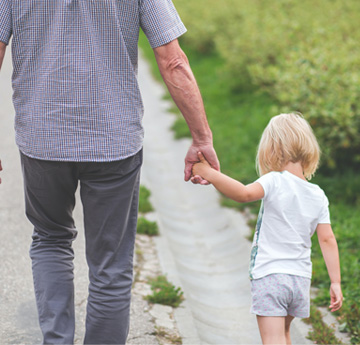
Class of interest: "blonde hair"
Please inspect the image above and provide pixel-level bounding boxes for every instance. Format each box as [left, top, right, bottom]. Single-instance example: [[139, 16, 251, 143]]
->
[[256, 113, 320, 180]]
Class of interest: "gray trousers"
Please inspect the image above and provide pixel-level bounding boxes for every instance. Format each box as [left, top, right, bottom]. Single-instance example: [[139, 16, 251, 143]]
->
[[20, 150, 143, 345]]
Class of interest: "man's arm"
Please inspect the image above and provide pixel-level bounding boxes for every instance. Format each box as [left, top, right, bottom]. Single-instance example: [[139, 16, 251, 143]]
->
[[153, 39, 219, 183], [0, 41, 6, 70], [0, 41, 6, 183]]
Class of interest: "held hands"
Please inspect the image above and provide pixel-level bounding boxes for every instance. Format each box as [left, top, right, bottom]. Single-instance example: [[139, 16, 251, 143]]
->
[[184, 143, 219, 185], [191, 152, 214, 184], [329, 283, 343, 312]]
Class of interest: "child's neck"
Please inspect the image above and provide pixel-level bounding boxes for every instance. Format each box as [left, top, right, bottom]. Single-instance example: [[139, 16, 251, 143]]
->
[[282, 161, 306, 181]]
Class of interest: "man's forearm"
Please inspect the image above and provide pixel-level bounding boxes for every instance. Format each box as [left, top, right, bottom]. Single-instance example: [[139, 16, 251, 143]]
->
[[0, 42, 7, 70], [154, 40, 212, 144]]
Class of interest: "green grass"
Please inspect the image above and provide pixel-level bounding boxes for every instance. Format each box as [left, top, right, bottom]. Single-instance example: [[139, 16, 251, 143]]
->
[[139, 185, 154, 214], [145, 275, 184, 308], [137, 216, 159, 236], [304, 306, 343, 344], [139, 31, 360, 343]]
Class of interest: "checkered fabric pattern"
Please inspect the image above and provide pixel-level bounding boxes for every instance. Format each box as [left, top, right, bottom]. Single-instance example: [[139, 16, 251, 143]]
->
[[0, 0, 186, 161]]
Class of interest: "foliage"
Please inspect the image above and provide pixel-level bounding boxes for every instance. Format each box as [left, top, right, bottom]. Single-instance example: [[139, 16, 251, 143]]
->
[[145, 275, 184, 308], [175, 0, 360, 169], [139, 185, 154, 213], [137, 216, 159, 236], [305, 305, 343, 344]]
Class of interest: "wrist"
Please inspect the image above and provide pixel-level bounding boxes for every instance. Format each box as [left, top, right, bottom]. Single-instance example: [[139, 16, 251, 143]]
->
[[191, 130, 213, 146], [203, 167, 218, 183]]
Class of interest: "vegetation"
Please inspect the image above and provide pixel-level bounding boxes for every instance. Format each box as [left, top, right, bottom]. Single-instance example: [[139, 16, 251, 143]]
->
[[139, 185, 154, 213], [304, 306, 343, 344], [175, 0, 360, 170], [154, 328, 183, 345], [146, 275, 184, 308], [139, 1, 360, 342], [137, 216, 159, 236]]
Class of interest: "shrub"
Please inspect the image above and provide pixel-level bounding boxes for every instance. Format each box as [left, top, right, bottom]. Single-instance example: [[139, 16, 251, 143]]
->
[[175, 0, 360, 168], [137, 217, 159, 236], [145, 275, 184, 308], [139, 185, 154, 213]]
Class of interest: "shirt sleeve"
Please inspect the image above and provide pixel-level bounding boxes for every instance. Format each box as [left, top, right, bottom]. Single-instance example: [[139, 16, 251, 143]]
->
[[318, 194, 331, 224], [0, 0, 12, 45], [255, 172, 277, 200], [139, 0, 187, 48]]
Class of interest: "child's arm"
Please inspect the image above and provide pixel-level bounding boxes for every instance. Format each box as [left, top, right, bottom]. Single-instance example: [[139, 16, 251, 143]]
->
[[192, 152, 264, 203], [316, 223, 343, 312]]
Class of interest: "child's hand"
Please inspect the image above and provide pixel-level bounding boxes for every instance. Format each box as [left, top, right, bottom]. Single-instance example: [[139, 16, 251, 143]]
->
[[192, 152, 212, 182], [329, 283, 343, 312]]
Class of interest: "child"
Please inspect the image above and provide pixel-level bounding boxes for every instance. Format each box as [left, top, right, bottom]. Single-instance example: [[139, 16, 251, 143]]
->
[[192, 113, 343, 345]]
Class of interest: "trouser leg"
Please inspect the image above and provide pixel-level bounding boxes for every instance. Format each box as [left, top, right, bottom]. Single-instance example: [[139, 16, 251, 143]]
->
[[21, 153, 78, 345], [80, 151, 142, 345]]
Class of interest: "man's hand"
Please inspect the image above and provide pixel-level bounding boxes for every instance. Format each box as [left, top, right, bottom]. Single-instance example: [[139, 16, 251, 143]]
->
[[184, 143, 219, 185]]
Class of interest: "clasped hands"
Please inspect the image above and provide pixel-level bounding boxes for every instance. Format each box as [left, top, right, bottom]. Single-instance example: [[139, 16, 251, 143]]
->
[[184, 143, 219, 185]]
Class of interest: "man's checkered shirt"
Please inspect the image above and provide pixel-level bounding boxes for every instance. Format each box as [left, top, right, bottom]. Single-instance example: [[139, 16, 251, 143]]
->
[[0, 0, 186, 161]]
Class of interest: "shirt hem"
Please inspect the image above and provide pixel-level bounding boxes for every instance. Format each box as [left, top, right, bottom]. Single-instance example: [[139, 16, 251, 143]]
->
[[250, 269, 312, 280], [0, 32, 11, 45], [148, 22, 187, 49], [18, 146, 144, 163]]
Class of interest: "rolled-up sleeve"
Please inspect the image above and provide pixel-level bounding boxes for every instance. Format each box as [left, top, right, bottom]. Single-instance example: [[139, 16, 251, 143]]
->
[[0, 0, 12, 44], [140, 0, 186, 48]]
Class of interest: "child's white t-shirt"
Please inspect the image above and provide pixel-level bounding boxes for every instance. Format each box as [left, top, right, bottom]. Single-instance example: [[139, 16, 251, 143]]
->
[[249, 170, 330, 280]]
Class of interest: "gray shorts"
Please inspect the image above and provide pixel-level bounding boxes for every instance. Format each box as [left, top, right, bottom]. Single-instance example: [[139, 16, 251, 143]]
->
[[251, 274, 311, 318]]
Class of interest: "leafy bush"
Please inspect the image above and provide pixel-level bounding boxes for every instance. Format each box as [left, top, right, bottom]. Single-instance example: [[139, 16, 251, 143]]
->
[[139, 185, 154, 213], [137, 216, 159, 236], [175, 0, 360, 168]]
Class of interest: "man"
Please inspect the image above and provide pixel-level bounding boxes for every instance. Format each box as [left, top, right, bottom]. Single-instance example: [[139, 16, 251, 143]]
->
[[0, 0, 219, 344]]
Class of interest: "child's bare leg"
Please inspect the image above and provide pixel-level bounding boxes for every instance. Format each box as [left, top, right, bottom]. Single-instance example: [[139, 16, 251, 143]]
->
[[256, 316, 286, 344], [285, 315, 294, 345]]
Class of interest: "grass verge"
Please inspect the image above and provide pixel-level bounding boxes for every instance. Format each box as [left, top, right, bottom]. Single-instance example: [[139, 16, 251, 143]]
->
[[304, 306, 343, 344]]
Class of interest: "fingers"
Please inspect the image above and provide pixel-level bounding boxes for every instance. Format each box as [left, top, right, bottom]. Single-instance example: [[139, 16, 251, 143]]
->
[[184, 162, 193, 181], [329, 295, 343, 312], [202, 147, 220, 171], [190, 175, 210, 185], [329, 284, 343, 312], [329, 300, 342, 312], [197, 151, 206, 162], [191, 175, 202, 184]]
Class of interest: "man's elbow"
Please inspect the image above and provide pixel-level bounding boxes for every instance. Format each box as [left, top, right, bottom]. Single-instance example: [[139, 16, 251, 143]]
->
[[161, 53, 189, 77]]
